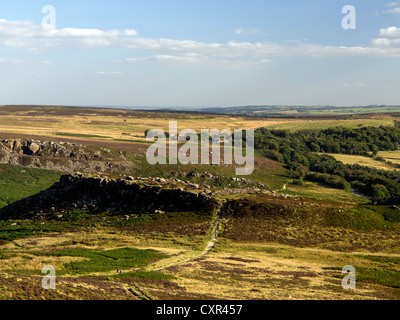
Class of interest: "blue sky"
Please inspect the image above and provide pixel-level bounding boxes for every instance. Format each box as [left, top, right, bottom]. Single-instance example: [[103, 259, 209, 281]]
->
[[0, 0, 399, 107]]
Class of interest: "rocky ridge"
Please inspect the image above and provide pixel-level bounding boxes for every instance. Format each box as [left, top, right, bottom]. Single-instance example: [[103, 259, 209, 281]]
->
[[0, 138, 134, 174], [0, 173, 218, 220]]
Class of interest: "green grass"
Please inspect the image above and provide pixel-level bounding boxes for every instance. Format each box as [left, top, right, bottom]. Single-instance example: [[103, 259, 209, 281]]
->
[[129, 151, 287, 191], [356, 267, 400, 288], [34, 247, 168, 275], [110, 211, 212, 227], [0, 220, 79, 243], [63, 209, 90, 222], [285, 181, 368, 205], [0, 164, 62, 209], [327, 253, 400, 289], [325, 205, 400, 231], [358, 255, 400, 265]]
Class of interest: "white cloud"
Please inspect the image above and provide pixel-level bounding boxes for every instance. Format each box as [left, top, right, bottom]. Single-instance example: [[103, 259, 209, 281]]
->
[[383, 7, 400, 14], [2, 17, 400, 67], [125, 53, 270, 69], [0, 57, 51, 67], [0, 19, 138, 50], [372, 26, 400, 47], [234, 28, 269, 36], [379, 26, 400, 37], [383, 2, 400, 14], [123, 29, 138, 36], [95, 71, 124, 75], [343, 83, 367, 87], [126, 54, 206, 65]]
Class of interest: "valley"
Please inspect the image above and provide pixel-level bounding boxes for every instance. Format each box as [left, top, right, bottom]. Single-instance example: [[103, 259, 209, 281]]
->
[[0, 105, 399, 300]]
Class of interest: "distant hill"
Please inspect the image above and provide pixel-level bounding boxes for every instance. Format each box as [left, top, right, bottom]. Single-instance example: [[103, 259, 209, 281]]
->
[[188, 105, 400, 117]]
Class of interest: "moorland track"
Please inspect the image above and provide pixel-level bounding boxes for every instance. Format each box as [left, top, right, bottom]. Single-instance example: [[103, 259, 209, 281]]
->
[[127, 283, 153, 300], [152, 199, 227, 271], [125, 200, 226, 300]]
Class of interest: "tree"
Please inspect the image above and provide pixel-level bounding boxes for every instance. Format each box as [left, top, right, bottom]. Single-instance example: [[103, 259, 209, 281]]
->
[[371, 184, 390, 200], [308, 142, 320, 152]]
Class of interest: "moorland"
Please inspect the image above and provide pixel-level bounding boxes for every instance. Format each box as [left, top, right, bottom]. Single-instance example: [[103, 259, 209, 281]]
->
[[0, 105, 399, 300]]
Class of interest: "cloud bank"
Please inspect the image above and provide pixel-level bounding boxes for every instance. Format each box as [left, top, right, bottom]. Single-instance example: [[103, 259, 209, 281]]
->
[[1, 18, 400, 69]]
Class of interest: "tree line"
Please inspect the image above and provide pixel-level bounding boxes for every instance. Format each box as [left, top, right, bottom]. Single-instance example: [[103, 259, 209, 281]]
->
[[254, 124, 400, 201]]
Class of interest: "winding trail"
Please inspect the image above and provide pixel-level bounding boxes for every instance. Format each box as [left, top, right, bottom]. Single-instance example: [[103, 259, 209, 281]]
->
[[351, 187, 373, 201], [127, 283, 153, 300], [153, 200, 227, 272], [118, 200, 227, 299]]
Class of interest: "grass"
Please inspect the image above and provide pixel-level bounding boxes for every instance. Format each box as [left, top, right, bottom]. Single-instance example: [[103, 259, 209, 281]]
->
[[263, 119, 395, 132], [378, 151, 400, 165], [0, 105, 288, 142], [0, 219, 79, 243], [54, 132, 111, 139], [356, 267, 400, 288], [322, 154, 398, 171], [329, 255, 400, 289], [33, 247, 168, 275], [98, 271, 175, 281], [0, 214, 398, 299], [1, 105, 400, 299], [0, 164, 61, 209], [285, 181, 368, 205], [128, 150, 287, 192], [219, 195, 400, 253]]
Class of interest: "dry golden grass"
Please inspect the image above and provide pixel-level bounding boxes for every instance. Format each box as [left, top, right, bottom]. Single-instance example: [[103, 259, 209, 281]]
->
[[2, 106, 394, 145], [0, 106, 290, 143], [378, 151, 400, 165], [164, 243, 398, 300], [325, 154, 398, 171], [1, 228, 398, 300]]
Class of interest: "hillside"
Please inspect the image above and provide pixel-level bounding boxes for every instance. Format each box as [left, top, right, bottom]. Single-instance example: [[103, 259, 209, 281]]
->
[[0, 105, 398, 300]]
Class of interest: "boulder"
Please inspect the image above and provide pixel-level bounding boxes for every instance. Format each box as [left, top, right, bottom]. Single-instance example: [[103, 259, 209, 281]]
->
[[29, 142, 40, 154]]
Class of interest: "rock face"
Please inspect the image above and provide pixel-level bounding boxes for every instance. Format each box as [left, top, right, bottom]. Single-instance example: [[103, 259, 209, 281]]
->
[[0, 139, 133, 174], [0, 174, 218, 220]]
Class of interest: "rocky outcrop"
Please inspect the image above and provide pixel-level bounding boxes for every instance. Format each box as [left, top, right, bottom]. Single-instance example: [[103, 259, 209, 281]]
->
[[0, 139, 133, 174], [0, 174, 218, 220]]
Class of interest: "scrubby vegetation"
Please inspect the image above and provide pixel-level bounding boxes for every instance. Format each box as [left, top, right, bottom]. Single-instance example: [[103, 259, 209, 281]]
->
[[0, 106, 399, 300], [255, 125, 400, 200]]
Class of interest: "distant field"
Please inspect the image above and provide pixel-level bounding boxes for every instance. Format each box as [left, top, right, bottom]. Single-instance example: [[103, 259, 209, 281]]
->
[[263, 119, 395, 131], [285, 181, 368, 205], [196, 105, 400, 117], [378, 151, 400, 165], [0, 106, 290, 143], [0, 106, 397, 145], [323, 153, 398, 171]]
